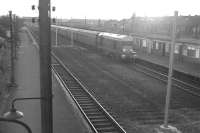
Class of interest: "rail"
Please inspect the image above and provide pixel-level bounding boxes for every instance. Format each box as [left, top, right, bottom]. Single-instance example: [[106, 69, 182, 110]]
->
[[133, 63, 200, 97], [51, 53, 126, 133]]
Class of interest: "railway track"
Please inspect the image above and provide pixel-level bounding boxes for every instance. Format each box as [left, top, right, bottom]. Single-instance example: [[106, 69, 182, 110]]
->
[[49, 27, 200, 97], [52, 48, 179, 125], [51, 53, 126, 133], [53, 44, 200, 117], [60, 33, 200, 98], [29, 28, 200, 128], [132, 63, 200, 97], [30, 28, 170, 126]]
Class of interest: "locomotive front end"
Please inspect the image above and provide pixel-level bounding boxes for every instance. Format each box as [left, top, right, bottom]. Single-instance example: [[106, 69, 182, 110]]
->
[[121, 45, 137, 61]]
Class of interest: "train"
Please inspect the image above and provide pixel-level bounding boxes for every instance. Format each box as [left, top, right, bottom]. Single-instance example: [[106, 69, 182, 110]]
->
[[52, 25, 137, 61], [51, 25, 200, 64]]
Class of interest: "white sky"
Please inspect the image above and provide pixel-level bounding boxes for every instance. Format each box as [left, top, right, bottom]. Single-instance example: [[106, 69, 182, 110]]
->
[[0, 0, 199, 20]]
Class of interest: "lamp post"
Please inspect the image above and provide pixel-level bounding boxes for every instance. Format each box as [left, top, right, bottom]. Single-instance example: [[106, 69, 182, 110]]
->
[[8, 11, 17, 88], [13, 14, 17, 60], [3, 97, 45, 120], [1, 97, 46, 133], [0, 118, 32, 133]]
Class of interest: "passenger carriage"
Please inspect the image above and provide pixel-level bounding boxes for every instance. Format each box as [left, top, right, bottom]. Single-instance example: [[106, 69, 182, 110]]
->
[[52, 25, 137, 61]]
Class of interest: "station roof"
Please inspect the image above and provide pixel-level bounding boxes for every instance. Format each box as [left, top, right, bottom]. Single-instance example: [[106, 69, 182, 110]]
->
[[131, 33, 200, 46]]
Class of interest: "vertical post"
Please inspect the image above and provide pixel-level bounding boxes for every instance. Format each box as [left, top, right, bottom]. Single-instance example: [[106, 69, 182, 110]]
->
[[131, 21, 134, 33], [9, 11, 15, 86], [71, 31, 74, 46], [85, 16, 86, 27], [13, 14, 17, 59], [163, 11, 178, 128], [123, 20, 125, 33], [39, 0, 53, 133], [70, 18, 74, 46], [55, 28, 58, 47], [55, 20, 58, 47]]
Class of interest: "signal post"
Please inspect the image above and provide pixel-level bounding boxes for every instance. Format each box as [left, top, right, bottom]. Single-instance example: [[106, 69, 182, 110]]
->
[[39, 0, 53, 133]]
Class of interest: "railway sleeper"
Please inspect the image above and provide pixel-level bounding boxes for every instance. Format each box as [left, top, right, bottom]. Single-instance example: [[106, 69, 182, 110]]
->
[[81, 106, 97, 109], [68, 87, 82, 90], [76, 100, 93, 104], [70, 89, 84, 92], [79, 103, 95, 106], [93, 122, 114, 128], [81, 106, 98, 110], [64, 74, 75, 79], [96, 126, 118, 132], [78, 98, 94, 102], [64, 79, 78, 83], [76, 99, 91, 102], [88, 115, 107, 119], [68, 85, 82, 88], [66, 83, 80, 86], [72, 92, 88, 95], [94, 123, 114, 129], [72, 93, 90, 99], [83, 107, 101, 111], [71, 93, 88, 97], [79, 103, 96, 106], [98, 131, 120, 133], [73, 95, 89, 98], [66, 81, 78, 84], [91, 118, 110, 123], [85, 111, 103, 115], [75, 97, 91, 101], [76, 99, 92, 102], [63, 78, 74, 81]]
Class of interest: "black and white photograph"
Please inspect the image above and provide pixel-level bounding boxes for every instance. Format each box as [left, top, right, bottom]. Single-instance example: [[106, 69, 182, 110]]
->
[[0, 0, 200, 133]]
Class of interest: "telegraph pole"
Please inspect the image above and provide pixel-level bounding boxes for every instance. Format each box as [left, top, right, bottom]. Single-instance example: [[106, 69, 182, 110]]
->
[[156, 11, 180, 133], [70, 20, 74, 46], [163, 11, 178, 128], [8, 11, 16, 87], [71, 30, 74, 46], [85, 16, 86, 27], [123, 20, 125, 33], [55, 19, 58, 47], [13, 14, 17, 59], [39, 0, 53, 133]]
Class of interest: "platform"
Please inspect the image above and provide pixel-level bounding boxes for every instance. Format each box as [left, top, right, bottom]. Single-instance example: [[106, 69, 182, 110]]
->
[[0, 28, 89, 133]]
